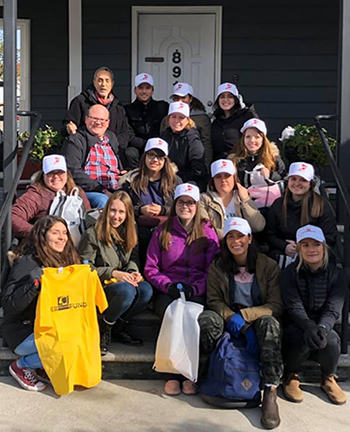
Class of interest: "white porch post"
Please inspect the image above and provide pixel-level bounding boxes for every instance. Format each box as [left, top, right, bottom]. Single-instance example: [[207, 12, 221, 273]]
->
[[339, 0, 350, 188], [68, 0, 82, 106]]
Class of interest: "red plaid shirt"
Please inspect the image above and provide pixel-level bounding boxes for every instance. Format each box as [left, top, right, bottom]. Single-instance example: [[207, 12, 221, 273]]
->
[[84, 135, 120, 190]]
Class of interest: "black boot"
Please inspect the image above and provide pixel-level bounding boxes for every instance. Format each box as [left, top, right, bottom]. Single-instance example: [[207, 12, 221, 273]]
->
[[261, 386, 281, 429], [111, 318, 143, 346], [99, 319, 112, 356]]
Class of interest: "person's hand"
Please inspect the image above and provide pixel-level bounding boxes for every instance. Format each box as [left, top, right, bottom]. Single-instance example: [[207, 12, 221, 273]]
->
[[111, 270, 138, 287], [285, 240, 297, 257], [260, 167, 270, 178], [304, 324, 328, 350], [227, 313, 245, 338], [236, 182, 250, 201], [120, 170, 128, 175], [141, 203, 162, 217], [66, 121, 77, 135], [168, 283, 182, 299], [244, 327, 259, 356], [130, 272, 143, 284], [168, 282, 194, 300]]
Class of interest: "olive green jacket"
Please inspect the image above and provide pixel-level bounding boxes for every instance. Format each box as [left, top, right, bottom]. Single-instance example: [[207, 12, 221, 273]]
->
[[206, 253, 282, 323], [78, 225, 139, 283], [199, 190, 266, 238]]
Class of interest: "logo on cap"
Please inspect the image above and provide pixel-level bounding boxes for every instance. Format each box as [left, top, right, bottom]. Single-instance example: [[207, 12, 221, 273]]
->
[[184, 184, 193, 192], [177, 84, 182, 89], [298, 164, 308, 171], [157, 139, 163, 146], [306, 228, 312, 232], [253, 119, 259, 125], [231, 221, 238, 226], [220, 161, 228, 168], [226, 83, 232, 89], [54, 157, 60, 164], [143, 74, 149, 80], [179, 102, 185, 109]]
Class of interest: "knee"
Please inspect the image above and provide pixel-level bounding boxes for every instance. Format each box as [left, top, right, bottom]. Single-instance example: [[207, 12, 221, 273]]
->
[[137, 281, 153, 303], [112, 282, 137, 304], [325, 330, 340, 350], [255, 315, 282, 343], [198, 310, 224, 335]]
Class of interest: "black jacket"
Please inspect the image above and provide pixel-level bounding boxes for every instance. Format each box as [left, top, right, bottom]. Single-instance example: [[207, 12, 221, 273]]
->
[[161, 127, 207, 190], [281, 260, 347, 332], [61, 86, 143, 151], [237, 148, 286, 188], [211, 104, 258, 161], [265, 194, 338, 254], [124, 98, 169, 142], [60, 127, 120, 192], [2, 255, 42, 351]]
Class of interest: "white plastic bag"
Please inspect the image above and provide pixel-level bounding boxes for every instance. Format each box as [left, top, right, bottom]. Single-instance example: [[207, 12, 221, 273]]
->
[[153, 292, 204, 382], [49, 187, 85, 246]]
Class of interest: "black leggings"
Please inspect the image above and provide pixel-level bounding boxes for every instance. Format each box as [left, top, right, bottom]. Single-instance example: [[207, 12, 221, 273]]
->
[[282, 324, 340, 377]]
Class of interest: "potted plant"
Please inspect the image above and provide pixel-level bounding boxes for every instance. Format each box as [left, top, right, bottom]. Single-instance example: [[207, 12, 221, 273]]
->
[[280, 124, 337, 169], [17, 125, 62, 179]]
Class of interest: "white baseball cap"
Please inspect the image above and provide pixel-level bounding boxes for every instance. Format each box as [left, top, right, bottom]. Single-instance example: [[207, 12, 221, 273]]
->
[[216, 82, 239, 99], [287, 162, 315, 181], [211, 159, 236, 178], [42, 154, 67, 174], [223, 217, 252, 237], [170, 82, 194, 98], [168, 101, 190, 117], [135, 72, 154, 87], [174, 183, 200, 202], [144, 138, 168, 156], [296, 225, 325, 244], [241, 118, 267, 136]]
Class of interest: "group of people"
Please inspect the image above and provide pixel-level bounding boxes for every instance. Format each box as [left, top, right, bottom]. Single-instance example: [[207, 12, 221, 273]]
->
[[2, 66, 347, 428]]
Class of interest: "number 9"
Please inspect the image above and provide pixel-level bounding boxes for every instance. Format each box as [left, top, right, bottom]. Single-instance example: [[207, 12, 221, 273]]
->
[[172, 66, 181, 78]]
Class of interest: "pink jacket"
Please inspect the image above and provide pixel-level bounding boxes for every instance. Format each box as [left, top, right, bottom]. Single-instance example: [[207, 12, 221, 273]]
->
[[144, 217, 220, 297]]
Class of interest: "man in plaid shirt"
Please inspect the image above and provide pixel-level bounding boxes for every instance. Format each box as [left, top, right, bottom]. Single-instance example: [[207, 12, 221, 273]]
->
[[61, 105, 123, 208]]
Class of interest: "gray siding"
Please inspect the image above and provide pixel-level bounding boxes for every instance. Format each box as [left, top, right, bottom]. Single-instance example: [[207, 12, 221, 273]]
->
[[1, 1, 68, 131], [83, 0, 339, 141]]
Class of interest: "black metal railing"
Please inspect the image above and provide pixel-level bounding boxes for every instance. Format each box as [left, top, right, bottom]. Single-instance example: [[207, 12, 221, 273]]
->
[[315, 114, 350, 354], [0, 111, 42, 288]]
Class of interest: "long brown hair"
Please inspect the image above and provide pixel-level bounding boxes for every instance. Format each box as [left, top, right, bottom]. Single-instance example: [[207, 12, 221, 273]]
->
[[131, 152, 177, 198], [34, 169, 78, 194], [230, 132, 277, 172], [282, 184, 324, 228], [95, 191, 137, 252], [20, 215, 81, 267], [159, 198, 205, 251]]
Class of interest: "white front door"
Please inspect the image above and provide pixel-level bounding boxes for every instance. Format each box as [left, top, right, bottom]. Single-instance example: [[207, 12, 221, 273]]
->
[[134, 8, 221, 114]]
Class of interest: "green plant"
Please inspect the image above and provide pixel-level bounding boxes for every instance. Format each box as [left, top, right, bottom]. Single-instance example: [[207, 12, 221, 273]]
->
[[282, 124, 337, 168], [18, 125, 62, 163]]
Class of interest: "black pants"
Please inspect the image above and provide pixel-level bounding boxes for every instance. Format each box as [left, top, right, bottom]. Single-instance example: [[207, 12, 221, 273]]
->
[[153, 291, 206, 319], [282, 324, 340, 377], [198, 310, 284, 386]]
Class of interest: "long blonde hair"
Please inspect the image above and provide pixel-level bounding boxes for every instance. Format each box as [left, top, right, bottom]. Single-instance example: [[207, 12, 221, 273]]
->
[[95, 191, 137, 252], [282, 184, 324, 229], [159, 199, 206, 252], [230, 131, 276, 172]]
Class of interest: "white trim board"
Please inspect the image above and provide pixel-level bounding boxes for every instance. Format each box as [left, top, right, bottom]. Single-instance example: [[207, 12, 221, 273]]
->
[[131, 6, 222, 101], [68, 0, 82, 106]]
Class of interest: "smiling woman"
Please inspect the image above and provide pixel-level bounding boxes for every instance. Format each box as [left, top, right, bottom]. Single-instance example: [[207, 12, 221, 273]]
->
[[79, 190, 153, 355], [11, 154, 90, 239]]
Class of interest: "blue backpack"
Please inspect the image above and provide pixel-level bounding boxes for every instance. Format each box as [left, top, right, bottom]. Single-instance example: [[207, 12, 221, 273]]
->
[[200, 332, 261, 405]]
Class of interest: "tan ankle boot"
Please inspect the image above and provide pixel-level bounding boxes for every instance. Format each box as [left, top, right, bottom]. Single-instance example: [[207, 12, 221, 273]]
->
[[261, 386, 281, 429], [282, 373, 303, 403], [321, 375, 347, 405]]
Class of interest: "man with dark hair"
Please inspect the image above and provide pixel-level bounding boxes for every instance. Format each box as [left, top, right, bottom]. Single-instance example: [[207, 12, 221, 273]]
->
[[61, 66, 143, 169]]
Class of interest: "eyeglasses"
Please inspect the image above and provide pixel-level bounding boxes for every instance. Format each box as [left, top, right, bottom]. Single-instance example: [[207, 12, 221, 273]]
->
[[146, 151, 165, 161], [176, 200, 196, 208], [46, 170, 66, 178], [87, 116, 109, 124]]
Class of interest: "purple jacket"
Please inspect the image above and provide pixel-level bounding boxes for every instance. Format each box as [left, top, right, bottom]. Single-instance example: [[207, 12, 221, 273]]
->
[[144, 217, 220, 297]]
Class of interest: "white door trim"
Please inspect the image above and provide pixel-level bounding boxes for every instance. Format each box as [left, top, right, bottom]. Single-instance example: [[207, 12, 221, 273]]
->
[[131, 6, 222, 101], [68, 0, 82, 106]]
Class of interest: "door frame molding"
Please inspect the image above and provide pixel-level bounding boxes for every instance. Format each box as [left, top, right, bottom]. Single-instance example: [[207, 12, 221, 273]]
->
[[131, 6, 222, 101]]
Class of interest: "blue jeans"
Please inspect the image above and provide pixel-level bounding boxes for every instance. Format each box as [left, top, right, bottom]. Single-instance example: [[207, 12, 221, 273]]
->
[[103, 281, 153, 324], [85, 192, 109, 208], [14, 333, 42, 370]]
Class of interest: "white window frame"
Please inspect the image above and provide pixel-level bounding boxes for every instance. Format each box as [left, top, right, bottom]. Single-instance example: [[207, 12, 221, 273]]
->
[[131, 6, 222, 101]]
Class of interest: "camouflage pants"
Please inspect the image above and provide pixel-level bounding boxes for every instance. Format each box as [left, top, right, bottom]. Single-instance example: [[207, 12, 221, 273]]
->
[[198, 311, 284, 386]]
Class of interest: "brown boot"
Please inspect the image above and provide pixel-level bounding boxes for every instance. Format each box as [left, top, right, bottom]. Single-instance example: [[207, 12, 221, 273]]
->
[[261, 386, 281, 429], [321, 375, 347, 405], [282, 373, 303, 403]]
